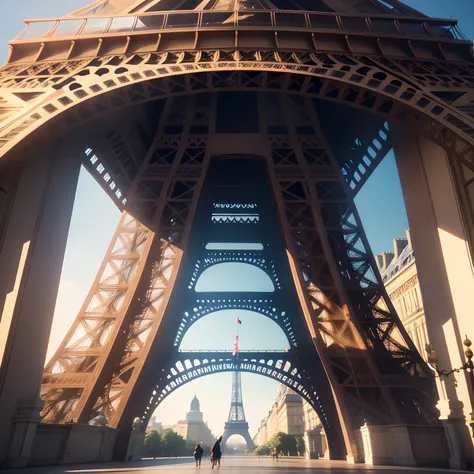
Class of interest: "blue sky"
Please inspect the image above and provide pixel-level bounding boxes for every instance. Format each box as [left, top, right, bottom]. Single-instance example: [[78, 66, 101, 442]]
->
[[1, 0, 472, 441]]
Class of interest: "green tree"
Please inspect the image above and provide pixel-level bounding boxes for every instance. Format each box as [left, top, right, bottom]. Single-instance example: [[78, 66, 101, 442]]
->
[[279, 433, 298, 455], [267, 432, 298, 455], [254, 445, 270, 455], [296, 437, 305, 456], [144, 430, 162, 459], [161, 429, 187, 457]]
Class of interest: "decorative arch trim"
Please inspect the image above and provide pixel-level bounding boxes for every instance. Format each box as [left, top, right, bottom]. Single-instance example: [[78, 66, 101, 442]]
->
[[142, 351, 334, 432], [173, 299, 297, 348], [0, 50, 472, 172], [189, 251, 281, 291]]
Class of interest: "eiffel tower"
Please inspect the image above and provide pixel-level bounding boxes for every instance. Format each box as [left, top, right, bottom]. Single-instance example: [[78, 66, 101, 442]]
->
[[0, 0, 473, 468], [222, 371, 255, 451]]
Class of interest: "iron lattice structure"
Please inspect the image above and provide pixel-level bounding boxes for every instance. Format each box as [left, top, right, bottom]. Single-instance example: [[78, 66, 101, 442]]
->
[[227, 372, 246, 424], [0, 0, 472, 462], [221, 371, 255, 450]]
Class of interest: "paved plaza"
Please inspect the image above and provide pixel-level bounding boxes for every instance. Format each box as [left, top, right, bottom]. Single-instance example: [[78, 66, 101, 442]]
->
[[5, 456, 468, 474]]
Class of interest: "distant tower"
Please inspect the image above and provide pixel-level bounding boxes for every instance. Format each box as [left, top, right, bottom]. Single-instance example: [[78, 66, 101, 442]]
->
[[222, 372, 255, 451], [173, 394, 215, 446], [187, 395, 203, 422]]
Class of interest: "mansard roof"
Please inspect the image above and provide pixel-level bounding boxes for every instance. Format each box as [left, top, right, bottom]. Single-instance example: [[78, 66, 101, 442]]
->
[[68, 0, 425, 17]]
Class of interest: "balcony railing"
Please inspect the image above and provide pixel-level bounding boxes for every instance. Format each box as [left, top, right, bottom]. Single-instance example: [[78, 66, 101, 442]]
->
[[13, 9, 468, 43]]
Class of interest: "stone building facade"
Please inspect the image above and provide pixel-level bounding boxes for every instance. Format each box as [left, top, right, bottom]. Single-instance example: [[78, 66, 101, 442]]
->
[[375, 230, 429, 360], [146, 417, 164, 434], [253, 384, 305, 446], [172, 395, 215, 447]]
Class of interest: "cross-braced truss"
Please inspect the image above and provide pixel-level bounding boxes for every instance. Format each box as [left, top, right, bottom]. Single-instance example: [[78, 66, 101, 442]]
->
[[265, 93, 434, 429], [2, 0, 468, 461], [0, 49, 473, 172], [38, 90, 439, 461], [41, 95, 213, 426]]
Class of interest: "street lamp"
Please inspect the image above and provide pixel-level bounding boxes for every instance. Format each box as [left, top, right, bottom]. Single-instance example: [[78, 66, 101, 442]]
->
[[425, 335, 474, 378]]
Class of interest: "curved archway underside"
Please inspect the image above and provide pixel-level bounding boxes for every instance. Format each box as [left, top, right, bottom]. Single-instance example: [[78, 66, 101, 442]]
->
[[7, 28, 469, 462], [191, 253, 280, 291], [174, 299, 297, 348], [0, 50, 472, 176], [142, 351, 335, 433]]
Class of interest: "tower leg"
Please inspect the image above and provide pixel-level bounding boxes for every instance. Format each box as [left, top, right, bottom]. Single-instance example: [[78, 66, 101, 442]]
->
[[394, 130, 474, 468], [0, 139, 82, 467], [222, 426, 256, 452]]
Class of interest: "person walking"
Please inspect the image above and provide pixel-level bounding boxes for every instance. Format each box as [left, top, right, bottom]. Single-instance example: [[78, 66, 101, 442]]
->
[[210, 436, 222, 469], [194, 444, 204, 467]]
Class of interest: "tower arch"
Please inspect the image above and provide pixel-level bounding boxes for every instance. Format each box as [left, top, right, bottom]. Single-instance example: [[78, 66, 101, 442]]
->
[[1, 0, 473, 468], [178, 309, 291, 351], [173, 302, 297, 348], [0, 55, 472, 172], [141, 351, 340, 454], [194, 262, 275, 293]]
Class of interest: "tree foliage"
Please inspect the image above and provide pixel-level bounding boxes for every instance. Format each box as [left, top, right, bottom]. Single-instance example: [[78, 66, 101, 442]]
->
[[144, 430, 162, 458], [296, 436, 305, 455], [254, 445, 271, 455], [143, 429, 187, 458], [161, 429, 187, 456], [254, 432, 298, 456]]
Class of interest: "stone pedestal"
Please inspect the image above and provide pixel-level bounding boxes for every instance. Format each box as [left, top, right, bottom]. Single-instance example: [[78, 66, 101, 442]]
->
[[304, 427, 323, 459], [360, 422, 415, 466], [125, 430, 145, 461], [5, 398, 44, 468], [27, 423, 117, 466], [62, 424, 117, 464], [0, 138, 82, 467], [437, 399, 466, 469], [358, 422, 450, 467]]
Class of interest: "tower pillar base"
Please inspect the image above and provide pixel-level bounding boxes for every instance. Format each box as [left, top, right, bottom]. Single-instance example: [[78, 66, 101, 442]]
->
[[0, 138, 81, 467], [358, 422, 450, 467], [4, 397, 44, 469]]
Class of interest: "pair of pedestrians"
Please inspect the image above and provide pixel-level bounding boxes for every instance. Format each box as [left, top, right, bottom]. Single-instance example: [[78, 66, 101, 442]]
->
[[194, 436, 222, 469]]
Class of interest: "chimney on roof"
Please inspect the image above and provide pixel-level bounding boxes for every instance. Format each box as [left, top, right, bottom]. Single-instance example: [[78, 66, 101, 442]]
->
[[406, 229, 412, 250], [381, 252, 394, 271], [393, 238, 408, 260], [375, 254, 384, 271]]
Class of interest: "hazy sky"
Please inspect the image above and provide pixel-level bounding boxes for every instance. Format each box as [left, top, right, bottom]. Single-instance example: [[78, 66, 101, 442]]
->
[[1, 0, 472, 441]]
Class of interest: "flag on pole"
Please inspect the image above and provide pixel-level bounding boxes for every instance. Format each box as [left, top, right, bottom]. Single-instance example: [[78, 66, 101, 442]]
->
[[237, 317, 242, 324], [233, 335, 239, 356]]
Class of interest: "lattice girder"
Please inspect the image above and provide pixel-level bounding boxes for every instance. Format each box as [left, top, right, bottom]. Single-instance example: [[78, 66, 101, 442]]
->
[[41, 213, 154, 422], [41, 96, 214, 426], [0, 50, 473, 192], [264, 93, 436, 432], [36, 87, 441, 462]]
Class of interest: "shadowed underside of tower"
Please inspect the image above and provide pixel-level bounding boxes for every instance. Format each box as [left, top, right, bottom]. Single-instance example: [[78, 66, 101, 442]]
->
[[0, 0, 473, 467]]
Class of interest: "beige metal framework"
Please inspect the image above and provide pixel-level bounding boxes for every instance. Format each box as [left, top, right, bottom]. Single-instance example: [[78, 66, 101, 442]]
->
[[0, 0, 473, 461]]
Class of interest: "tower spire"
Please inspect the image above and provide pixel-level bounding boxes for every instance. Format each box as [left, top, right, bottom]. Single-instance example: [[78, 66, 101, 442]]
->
[[222, 371, 255, 450], [227, 371, 246, 422]]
